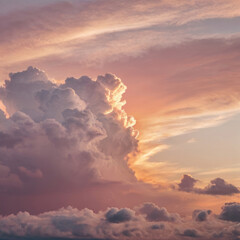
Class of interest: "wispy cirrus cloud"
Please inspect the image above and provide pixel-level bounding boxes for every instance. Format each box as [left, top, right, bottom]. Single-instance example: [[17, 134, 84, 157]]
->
[[1, 0, 240, 73]]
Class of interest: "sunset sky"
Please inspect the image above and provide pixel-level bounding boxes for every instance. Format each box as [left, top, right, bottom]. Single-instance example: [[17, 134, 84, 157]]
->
[[1, 1, 240, 240]]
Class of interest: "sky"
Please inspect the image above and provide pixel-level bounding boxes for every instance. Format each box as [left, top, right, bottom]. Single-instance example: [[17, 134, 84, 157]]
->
[[0, 1, 240, 239]]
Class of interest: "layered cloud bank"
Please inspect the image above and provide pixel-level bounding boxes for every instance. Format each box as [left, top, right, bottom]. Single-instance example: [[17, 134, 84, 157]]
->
[[1, 202, 240, 240]]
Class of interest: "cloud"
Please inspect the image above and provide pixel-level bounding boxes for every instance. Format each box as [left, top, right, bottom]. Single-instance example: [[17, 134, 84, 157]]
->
[[178, 175, 240, 195], [0, 66, 53, 118], [0, 202, 240, 240], [181, 229, 200, 238], [201, 178, 240, 195], [178, 175, 198, 192], [219, 202, 240, 222], [105, 208, 135, 223], [0, 66, 138, 213], [192, 209, 212, 222], [36, 87, 86, 122], [136, 202, 180, 222]]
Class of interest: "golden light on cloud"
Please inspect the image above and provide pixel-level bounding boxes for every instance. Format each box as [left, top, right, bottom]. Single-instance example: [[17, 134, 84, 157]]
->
[[0, 100, 9, 118]]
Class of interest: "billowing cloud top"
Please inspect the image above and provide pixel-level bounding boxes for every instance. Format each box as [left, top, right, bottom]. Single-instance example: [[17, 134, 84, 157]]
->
[[0, 66, 138, 198]]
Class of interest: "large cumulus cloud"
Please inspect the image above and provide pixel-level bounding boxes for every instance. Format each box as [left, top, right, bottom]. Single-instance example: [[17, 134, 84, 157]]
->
[[0, 67, 138, 207]]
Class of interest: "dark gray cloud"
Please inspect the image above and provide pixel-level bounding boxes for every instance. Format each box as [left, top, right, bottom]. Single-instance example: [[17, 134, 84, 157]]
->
[[201, 178, 240, 196], [182, 229, 199, 238], [137, 202, 180, 222], [192, 209, 212, 222], [178, 174, 198, 192], [178, 175, 240, 196], [219, 202, 240, 222], [105, 208, 134, 223]]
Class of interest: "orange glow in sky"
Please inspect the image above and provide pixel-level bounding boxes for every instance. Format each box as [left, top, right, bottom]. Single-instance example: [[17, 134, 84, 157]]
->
[[1, 1, 240, 239]]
